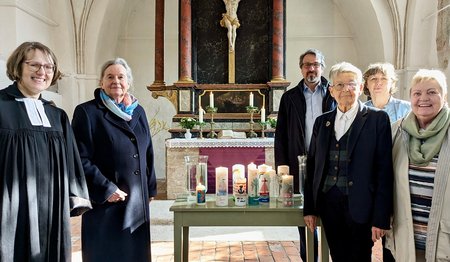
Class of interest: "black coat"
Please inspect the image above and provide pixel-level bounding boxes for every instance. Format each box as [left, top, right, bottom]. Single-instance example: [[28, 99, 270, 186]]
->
[[303, 102, 393, 228], [274, 77, 336, 192], [72, 88, 157, 262], [0, 83, 91, 261]]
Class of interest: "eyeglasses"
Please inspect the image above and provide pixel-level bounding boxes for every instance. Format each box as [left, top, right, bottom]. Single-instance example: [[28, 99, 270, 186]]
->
[[301, 62, 321, 69], [331, 82, 359, 91], [24, 61, 55, 74]]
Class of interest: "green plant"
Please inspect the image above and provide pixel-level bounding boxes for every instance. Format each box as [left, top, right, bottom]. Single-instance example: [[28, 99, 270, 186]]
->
[[267, 117, 277, 128], [180, 117, 197, 129]]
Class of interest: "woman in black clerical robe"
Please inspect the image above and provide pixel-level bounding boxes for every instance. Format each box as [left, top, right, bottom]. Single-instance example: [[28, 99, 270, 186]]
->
[[0, 41, 92, 261], [72, 58, 157, 262]]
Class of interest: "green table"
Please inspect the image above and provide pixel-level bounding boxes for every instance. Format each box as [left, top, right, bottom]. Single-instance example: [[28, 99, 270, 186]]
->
[[169, 195, 329, 262]]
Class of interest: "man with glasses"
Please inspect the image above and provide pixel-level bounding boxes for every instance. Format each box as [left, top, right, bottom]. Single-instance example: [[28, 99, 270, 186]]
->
[[275, 48, 336, 262], [303, 62, 393, 261]]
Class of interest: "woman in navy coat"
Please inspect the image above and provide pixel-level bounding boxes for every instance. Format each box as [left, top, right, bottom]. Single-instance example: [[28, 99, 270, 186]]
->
[[72, 58, 157, 262]]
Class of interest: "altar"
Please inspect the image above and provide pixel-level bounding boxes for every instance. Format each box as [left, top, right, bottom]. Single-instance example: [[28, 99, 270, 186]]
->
[[165, 138, 274, 199]]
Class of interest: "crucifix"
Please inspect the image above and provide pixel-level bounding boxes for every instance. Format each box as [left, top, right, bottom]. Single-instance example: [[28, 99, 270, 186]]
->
[[220, 0, 241, 83]]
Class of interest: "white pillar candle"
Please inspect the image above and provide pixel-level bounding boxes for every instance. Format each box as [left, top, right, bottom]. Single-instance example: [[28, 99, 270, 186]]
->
[[209, 92, 214, 108], [260, 107, 265, 122], [199, 107, 204, 123], [234, 177, 247, 206], [257, 164, 272, 174], [215, 167, 228, 206], [247, 163, 258, 198], [281, 174, 294, 207], [268, 169, 279, 198], [232, 164, 245, 199], [277, 165, 289, 176], [232, 164, 245, 180], [249, 92, 254, 107]]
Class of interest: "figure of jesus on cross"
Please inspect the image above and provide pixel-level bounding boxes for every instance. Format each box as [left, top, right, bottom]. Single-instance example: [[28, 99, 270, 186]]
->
[[220, 0, 241, 52]]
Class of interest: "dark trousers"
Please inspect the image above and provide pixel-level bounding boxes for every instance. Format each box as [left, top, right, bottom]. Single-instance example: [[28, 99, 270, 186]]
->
[[382, 236, 395, 261], [298, 226, 318, 262], [318, 186, 374, 262]]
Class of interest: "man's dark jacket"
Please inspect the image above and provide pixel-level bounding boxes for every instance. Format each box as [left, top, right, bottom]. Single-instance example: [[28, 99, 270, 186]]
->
[[274, 76, 336, 192]]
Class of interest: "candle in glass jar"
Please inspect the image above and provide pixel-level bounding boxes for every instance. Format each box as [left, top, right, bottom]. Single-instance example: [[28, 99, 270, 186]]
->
[[196, 182, 206, 205], [249, 92, 254, 107], [209, 92, 214, 108], [215, 167, 228, 206]]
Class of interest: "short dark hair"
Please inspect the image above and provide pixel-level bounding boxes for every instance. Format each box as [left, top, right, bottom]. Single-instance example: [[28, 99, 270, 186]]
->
[[6, 41, 62, 86], [299, 48, 326, 69]]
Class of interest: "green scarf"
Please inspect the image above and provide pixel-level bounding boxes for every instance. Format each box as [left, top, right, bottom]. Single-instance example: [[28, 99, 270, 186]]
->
[[402, 106, 450, 166]]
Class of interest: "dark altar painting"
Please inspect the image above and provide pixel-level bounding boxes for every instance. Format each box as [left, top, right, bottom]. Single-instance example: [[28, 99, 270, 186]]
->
[[200, 90, 264, 113]]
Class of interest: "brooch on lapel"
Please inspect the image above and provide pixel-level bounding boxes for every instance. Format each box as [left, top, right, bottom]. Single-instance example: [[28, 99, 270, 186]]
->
[[326, 121, 331, 127]]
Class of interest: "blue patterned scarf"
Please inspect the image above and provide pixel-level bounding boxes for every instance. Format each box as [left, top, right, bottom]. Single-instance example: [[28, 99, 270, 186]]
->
[[100, 89, 138, 121]]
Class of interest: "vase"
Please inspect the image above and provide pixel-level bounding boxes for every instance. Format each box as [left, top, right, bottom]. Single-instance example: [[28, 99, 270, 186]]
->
[[184, 129, 192, 139]]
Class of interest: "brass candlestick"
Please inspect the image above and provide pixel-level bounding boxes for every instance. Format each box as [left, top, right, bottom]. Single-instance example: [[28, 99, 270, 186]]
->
[[259, 122, 267, 138], [246, 106, 258, 138], [206, 106, 218, 138], [197, 122, 206, 139]]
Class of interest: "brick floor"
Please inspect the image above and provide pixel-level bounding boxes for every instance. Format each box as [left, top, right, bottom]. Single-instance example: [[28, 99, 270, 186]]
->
[[70, 216, 383, 261]]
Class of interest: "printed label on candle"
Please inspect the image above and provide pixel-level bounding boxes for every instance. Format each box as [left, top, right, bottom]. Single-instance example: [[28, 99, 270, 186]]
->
[[215, 167, 228, 206], [259, 174, 270, 203], [196, 183, 206, 205]]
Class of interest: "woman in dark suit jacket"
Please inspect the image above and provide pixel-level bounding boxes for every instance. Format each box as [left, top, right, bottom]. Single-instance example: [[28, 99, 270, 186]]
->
[[72, 58, 157, 262]]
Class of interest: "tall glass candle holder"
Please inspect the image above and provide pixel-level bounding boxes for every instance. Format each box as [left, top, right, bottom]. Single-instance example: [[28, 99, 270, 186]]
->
[[184, 155, 208, 202], [246, 106, 258, 138], [206, 106, 218, 138], [297, 155, 307, 206]]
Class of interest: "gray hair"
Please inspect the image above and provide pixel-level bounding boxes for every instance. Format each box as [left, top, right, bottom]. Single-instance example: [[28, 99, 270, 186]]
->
[[99, 57, 133, 87], [299, 48, 326, 69], [329, 62, 362, 83], [410, 69, 447, 97]]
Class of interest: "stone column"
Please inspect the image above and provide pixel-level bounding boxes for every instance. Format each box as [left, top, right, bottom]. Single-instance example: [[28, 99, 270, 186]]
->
[[150, 0, 165, 88], [178, 0, 194, 83], [271, 0, 285, 82]]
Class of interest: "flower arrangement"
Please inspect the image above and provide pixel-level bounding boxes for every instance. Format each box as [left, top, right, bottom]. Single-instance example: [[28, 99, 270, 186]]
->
[[267, 117, 277, 129], [180, 117, 197, 129]]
